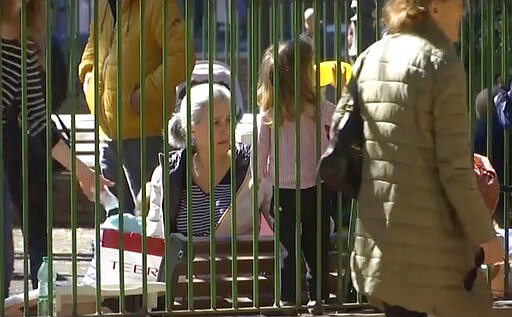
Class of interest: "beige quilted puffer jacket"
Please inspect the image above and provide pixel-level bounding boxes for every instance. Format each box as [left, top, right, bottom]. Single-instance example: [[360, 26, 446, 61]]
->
[[343, 18, 495, 317]]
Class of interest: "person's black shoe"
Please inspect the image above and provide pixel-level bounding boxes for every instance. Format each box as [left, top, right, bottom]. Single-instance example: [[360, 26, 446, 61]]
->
[[307, 299, 325, 315]]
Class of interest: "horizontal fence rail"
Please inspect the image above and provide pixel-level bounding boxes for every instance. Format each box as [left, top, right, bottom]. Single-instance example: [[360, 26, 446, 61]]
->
[[1, 0, 511, 316]]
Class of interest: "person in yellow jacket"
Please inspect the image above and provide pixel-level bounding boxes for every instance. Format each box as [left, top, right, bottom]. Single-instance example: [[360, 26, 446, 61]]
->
[[79, 0, 195, 213]]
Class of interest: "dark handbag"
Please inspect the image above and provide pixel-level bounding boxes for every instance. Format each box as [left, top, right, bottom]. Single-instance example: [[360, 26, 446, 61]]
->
[[318, 80, 363, 199]]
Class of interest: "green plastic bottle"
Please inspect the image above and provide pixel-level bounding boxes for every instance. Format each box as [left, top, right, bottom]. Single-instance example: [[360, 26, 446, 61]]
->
[[37, 256, 57, 316]]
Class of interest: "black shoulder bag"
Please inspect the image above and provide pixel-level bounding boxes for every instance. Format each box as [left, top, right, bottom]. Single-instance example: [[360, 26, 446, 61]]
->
[[318, 79, 363, 199]]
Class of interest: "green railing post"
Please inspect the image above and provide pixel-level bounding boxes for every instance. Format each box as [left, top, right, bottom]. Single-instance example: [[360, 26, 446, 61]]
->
[[0, 1, 4, 310], [229, 0, 239, 310], [139, 0, 148, 311], [67, 0, 79, 313], [502, 0, 511, 299], [207, 0, 217, 310], [114, 0, 126, 312], [20, 1, 30, 312], [92, 0, 102, 312], [293, 0, 303, 310], [271, 0, 281, 308], [45, 1, 56, 315], [250, 0, 261, 309]]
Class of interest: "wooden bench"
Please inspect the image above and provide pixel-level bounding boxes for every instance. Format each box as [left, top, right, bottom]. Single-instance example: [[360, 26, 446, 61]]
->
[[168, 228, 352, 313]]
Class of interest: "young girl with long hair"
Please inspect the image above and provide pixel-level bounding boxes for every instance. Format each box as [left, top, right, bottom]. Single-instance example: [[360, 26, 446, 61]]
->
[[257, 39, 335, 314]]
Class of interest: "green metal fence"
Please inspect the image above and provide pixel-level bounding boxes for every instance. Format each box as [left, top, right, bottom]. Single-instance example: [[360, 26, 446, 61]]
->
[[0, 0, 511, 316]]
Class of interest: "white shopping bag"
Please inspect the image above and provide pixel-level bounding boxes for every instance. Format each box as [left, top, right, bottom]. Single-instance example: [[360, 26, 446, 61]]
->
[[82, 229, 165, 287]]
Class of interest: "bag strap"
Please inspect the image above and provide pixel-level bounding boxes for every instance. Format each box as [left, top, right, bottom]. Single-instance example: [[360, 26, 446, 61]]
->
[[54, 113, 71, 146], [330, 47, 370, 136], [108, 0, 117, 25], [347, 47, 371, 107]]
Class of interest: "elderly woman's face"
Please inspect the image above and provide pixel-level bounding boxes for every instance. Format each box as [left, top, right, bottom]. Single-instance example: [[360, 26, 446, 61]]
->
[[192, 100, 231, 155], [429, 0, 464, 42]]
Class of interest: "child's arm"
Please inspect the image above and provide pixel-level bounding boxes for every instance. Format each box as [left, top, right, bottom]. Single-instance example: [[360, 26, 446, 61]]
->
[[257, 113, 271, 178]]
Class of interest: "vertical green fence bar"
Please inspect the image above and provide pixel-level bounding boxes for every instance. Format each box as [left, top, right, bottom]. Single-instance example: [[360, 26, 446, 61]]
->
[[271, 0, 281, 308], [354, 0, 364, 304], [92, 0, 102, 312], [207, 0, 217, 310], [45, 1, 56, 315], [161, 0, 173, 311], [201, 0, 207, 60], [488, 1, 496, 161], [139, 0, 148, 311], [501, 0, 511, 298], [481, 1, 493, 157], [333, 0, 344, 306], [250, 0, 261, 309], [0, 1, 4, 310], [292, 0, 302, 309], [313, 0, 322, 310], [67, 0, 79, 313], [322, 1, 327, 60], [229, 0, 239, 310], [224, 0, 230, 63], [114, 0, 126, 312], [341, 0, 353, 304], [467, 0, 476, 143], [20, 1, 30, 312], [185, 0, 196, 312], [212, 1, 218, 61]]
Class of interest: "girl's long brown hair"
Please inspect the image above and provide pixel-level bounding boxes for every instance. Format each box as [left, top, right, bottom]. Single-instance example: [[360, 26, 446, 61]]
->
[[257, 39, 315, 126]]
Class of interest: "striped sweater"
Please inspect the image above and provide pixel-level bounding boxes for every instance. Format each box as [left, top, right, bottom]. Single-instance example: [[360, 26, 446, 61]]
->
[[1, 38, 58, 144]]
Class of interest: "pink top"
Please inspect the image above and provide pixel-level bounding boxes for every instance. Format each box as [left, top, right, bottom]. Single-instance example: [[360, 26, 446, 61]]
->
[[257, 99, 335, 189]]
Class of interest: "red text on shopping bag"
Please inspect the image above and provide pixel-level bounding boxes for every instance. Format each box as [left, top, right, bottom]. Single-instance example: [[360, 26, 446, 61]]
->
[[100, 229, 165, 284]]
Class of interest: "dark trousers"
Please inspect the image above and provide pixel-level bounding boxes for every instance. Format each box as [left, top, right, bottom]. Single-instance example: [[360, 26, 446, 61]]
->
[[3, 173, 14, 298], [384, 304, 427, 317], [99, 137, 162, 215], [271, 185, 330, 302], [4, 139, 48, 290]]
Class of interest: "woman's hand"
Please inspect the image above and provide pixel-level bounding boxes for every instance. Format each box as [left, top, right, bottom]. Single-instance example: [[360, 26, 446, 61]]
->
[[51, 139, 115, 201], [481, 234, 504, 265], [79, 170, 115, 202], [77, 167, 115, 202]]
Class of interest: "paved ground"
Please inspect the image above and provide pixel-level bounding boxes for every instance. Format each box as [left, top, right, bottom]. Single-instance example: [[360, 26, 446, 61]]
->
[[11, 228, 95, 295]]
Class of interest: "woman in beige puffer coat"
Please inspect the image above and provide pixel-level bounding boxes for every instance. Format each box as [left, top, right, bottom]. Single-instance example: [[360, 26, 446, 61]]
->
[[340, 1, 496, 316]]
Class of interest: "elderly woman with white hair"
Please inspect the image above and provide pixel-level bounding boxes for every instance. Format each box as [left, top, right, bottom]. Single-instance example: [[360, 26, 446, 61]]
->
[[146, 83, 271, 238], [339, 0, 495, 316]]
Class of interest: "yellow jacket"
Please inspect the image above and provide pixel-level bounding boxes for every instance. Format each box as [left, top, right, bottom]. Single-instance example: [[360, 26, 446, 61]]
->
[[78, 0, 195, 140]]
